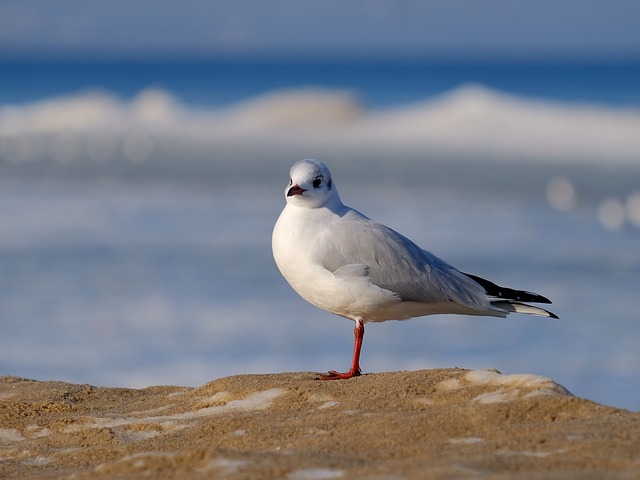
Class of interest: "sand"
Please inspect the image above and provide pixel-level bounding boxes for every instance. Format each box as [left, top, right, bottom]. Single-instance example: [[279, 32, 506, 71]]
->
[[1, 368, 639, 479]]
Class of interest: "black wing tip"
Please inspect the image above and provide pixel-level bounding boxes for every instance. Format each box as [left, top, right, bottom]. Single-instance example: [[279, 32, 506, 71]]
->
[[538, 305, 559, 319], [521, 291, 553, 304], [464, 272, 554, 305]]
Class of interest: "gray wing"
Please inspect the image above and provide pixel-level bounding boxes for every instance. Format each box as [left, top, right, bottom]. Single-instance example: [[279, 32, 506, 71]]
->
[[318, 209, 489, 310]]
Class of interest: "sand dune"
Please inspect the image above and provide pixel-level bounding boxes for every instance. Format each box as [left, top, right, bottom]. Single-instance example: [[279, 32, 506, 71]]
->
[[1, 369, 639, 479]]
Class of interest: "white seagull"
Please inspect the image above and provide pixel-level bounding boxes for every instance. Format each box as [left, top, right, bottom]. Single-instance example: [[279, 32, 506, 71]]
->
[[272, 159, 557, 380]]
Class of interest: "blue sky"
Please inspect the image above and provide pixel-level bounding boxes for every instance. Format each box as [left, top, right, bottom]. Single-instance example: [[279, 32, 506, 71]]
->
[[0, 1, 639, 59]]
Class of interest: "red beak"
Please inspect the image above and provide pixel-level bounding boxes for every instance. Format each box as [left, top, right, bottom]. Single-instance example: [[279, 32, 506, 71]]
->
[[287, 184, 306, 197]]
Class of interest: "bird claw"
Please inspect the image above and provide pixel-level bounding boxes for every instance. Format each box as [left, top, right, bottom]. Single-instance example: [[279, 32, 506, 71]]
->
[[317, 369, 361, 380]]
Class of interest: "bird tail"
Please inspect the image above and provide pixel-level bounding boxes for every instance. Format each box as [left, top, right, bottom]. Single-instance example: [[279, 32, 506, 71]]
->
[[490, 300, 558, 319], [463, 272, 559, 319]]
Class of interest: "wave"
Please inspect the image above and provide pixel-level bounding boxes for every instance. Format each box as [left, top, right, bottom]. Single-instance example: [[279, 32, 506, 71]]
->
[[1, 84, 639, 165]]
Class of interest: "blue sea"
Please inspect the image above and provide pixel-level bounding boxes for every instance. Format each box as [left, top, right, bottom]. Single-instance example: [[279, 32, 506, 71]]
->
[[1, 58, 639, 411]]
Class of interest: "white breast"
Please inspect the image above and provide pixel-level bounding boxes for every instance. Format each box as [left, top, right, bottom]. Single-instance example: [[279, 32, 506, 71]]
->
[[272, 204, 404, 322]]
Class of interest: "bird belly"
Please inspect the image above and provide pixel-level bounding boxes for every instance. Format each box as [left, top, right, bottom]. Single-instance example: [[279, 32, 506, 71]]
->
[[273, 242, 394, 320]]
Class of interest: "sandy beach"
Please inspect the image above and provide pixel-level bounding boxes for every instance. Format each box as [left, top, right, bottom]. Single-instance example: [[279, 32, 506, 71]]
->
[[1, 368, 639, 479]]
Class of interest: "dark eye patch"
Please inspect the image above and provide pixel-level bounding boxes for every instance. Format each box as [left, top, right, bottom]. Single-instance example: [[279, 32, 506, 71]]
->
[[313, 177, 322, 188]]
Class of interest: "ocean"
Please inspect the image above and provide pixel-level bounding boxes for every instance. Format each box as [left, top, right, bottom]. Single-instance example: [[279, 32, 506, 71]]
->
[[0, 58, 639, 411]]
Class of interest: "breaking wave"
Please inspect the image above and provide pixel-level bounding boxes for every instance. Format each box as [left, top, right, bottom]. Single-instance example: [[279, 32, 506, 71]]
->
[[1, 84, 639, 166]]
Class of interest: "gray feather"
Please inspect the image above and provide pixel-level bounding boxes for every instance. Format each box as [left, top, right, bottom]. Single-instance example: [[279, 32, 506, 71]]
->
[[319, 209, 489, 312]]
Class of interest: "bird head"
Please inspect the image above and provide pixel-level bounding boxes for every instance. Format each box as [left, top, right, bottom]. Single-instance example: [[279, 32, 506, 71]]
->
[[284, 159, 341, 209]]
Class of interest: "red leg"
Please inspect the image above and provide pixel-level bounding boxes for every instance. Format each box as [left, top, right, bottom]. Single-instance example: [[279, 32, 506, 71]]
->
[[319, 320, 365, 380]]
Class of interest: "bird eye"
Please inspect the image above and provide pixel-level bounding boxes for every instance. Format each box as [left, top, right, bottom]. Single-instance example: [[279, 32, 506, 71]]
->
[[313, 177, 322, 188], [288, 179, 292, 186]]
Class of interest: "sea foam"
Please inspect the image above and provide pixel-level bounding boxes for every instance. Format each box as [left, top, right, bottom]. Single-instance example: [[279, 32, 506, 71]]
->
[[1, 85, 639, 165]]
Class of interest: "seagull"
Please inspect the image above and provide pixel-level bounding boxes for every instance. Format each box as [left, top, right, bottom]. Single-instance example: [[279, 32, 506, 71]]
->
[[272, 159, 557, 380]]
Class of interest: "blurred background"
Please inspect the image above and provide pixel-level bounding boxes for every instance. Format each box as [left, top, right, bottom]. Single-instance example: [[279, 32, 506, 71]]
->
[[1, 1, 639, 410]]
